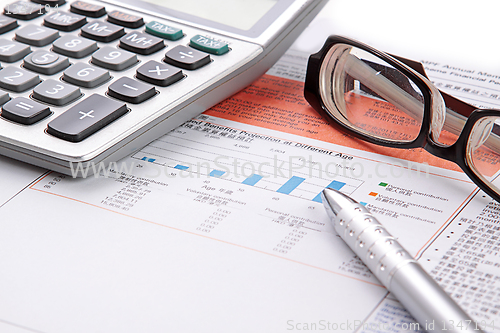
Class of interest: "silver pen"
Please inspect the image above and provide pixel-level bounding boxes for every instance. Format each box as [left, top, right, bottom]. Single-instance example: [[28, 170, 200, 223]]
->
[[321, 188, 484, 333]]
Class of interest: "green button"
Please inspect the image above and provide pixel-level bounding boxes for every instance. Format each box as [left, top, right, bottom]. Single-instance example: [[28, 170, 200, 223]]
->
[[190, 35, 229, 55], [145, 21, 183, 41]]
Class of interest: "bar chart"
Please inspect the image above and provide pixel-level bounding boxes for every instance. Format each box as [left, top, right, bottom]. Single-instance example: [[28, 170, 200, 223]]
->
[[131, 121, 364, 202]]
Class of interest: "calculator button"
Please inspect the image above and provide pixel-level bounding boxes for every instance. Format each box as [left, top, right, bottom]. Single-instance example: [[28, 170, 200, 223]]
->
[[107, 10, 143, 28], [91, 46, 137, 71], [136, 60, 183, 87], [81, 20, 124, 42], [0, 15, 18, 34], [32, 0, 65, 5], [0, 39, 31, 62], [164, 45, 210, 70], [44, 11, 87, 31], [145, 21, 182, 41], [23, 50, 70, 75], [1, 97, 50, 124], [0, 66, 40, 92], [33, 79, 81, 105], [107, 77, 155, 104], [190, 35, 229, 55], [47, 93, 127, 142], [0, 89, 10, 105], [63, 62, 110, 88], [119, 32, 164, 55], [4, 1, 45, 20], [15, 24, 59, 46], [52, 35, 98, 58], [70, 1, 106, 18]]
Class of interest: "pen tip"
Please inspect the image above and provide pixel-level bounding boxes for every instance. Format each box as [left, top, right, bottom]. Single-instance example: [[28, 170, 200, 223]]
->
[[321, 188, 357, 216]]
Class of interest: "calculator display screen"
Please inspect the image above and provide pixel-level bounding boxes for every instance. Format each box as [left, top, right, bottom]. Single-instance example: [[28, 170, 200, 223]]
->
[[141, 0, 278, 30]]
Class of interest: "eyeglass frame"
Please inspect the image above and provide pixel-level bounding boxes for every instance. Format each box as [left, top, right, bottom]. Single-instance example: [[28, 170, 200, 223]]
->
[[304, 35, 500, 202]]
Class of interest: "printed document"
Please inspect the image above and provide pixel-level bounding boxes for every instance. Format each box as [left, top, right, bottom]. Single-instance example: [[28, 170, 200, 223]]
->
[[2, 37, 500, 333]]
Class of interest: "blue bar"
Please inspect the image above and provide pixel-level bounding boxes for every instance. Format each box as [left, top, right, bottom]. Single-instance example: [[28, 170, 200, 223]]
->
[[360, 202, 367, 206], [141, 156, 156, 162], [174, 164, 189, 170], [326, 180, 346, 191], [312, 193, 323, 203], [242, 174, 263, 186], [210, 169, 226, 178], [312, 180, 346, 203], [277, 176, 305, 195]]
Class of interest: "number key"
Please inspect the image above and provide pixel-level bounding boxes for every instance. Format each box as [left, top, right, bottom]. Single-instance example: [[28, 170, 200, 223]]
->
[[23, 50, 70, 75], [91, 46, 137, 71], [33, 79, 81, 105], [0, 66, 40, 92], [15, 24, 59, 46], [52, 35, 98, 58], [63, 62, 110, 88], [0, 15, 18, 34], [0, 38, 30, 62]]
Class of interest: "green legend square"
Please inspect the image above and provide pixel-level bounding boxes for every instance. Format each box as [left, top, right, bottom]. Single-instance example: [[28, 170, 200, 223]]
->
[[378, 182, 388, 187]]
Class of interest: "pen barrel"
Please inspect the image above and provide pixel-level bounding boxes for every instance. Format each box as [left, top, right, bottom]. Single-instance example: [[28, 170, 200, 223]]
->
[[331, 201, 484, 333], [391, 262, 481, 333]]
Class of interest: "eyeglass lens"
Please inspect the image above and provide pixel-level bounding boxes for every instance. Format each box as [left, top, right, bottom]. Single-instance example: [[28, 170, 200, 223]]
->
[[323, 45, 425, 142], [467, 117, 500, 195]]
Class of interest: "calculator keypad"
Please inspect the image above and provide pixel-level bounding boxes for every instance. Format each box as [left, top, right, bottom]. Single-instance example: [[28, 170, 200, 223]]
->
[[0, 0, 257, 170]]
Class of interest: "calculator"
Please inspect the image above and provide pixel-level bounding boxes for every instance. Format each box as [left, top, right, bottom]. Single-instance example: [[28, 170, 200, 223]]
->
[[0, 0, 326, 176]]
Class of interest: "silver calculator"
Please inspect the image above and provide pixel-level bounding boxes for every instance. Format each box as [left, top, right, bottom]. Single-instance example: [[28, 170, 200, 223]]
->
[[0, 0, 326, 176]]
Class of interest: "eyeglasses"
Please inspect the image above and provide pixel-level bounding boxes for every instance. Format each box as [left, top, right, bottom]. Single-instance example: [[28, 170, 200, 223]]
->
[[304, 35, 500, 203]]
